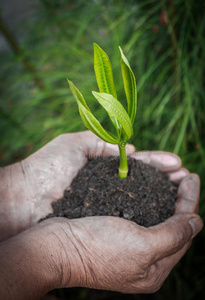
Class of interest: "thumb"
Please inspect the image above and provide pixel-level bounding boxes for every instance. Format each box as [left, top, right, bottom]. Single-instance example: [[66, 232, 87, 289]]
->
[[148, 214, 203, 262]]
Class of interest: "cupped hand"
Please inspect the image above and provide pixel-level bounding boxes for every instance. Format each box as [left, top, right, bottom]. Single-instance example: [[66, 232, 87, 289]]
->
[[20, 131, 135, 225], [46, 170, 202, 294], [0, 131, 134, 240]]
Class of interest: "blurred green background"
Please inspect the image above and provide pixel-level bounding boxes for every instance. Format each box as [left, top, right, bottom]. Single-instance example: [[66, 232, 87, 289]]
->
[[0, 0, 204, 299]]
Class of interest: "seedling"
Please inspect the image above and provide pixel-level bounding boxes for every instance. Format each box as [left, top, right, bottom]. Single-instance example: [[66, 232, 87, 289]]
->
[[67, 43, 137, 179]]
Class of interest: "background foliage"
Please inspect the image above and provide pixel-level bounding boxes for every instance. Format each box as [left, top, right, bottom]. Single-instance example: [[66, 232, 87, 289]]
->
[[0, 0, 204, 299]]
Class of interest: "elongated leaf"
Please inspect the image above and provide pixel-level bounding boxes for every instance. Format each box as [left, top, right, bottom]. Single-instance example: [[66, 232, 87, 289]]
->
[[119, 47, 137, 124], [67, 79, 90, 111], [68, 79, 119, 144], [94, 43, 117, 98], [78, 102, 119, 144], [94, 43, 121, 132], [92, 91, 133, 139]]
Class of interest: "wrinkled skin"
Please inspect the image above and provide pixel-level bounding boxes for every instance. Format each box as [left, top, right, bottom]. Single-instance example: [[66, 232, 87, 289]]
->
[[0, 131, 203, 296], [0, 131, 136, 240]]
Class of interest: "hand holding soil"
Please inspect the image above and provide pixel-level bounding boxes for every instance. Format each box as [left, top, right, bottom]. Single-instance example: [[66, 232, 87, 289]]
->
[[45, 209, 201, 293], [0, 130, 135, 241], [0, 131, 203, 299]]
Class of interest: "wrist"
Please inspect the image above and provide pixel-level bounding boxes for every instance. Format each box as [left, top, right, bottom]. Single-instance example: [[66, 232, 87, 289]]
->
[[44, 217, 89, 289], [21, 218, 88, 290], [24, 220, 66, 291], [0, 220, 63, 299]]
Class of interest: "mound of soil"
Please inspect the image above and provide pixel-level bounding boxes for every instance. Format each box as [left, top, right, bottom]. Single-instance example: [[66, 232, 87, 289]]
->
[[44, 157, 178, 227]]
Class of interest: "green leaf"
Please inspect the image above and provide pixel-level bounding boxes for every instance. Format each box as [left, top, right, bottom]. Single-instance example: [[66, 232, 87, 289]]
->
[[92, 91, 133, 139], [94, 43, 117, 98], [67, 79, 90, 111], [94, 43, 121, 132], [119, 47, 137, 124], [68, 79, 119, 144], [78, 103, 119, 144]]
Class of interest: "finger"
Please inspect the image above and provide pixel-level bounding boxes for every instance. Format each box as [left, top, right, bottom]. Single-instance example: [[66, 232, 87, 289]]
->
[[131, 151, 181, 172], [175, 173, 200, 214], [148, 214, 203, 262], [168, 168, 190, 184], [80, 130, 135, 158]]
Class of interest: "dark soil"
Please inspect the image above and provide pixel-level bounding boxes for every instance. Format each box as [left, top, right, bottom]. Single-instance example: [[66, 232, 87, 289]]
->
[[44, 156, 178, 227]]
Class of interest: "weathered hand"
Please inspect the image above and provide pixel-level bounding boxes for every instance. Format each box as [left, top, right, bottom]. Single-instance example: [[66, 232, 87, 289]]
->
[[46, 169, 202, 293], [0, 131, 135, 241]]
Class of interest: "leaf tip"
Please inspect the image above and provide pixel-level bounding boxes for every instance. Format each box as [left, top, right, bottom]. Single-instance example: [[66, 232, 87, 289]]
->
[[67, 78, 73, 87], [93, 43, 101, 52]]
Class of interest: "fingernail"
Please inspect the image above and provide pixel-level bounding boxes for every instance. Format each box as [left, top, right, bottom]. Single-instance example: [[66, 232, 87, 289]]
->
[[163, 154, 181, 168], [188, 216, 203, 238]]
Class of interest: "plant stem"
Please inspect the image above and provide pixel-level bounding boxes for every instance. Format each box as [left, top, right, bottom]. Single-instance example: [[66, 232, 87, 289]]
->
[[118, 142, 128, 179]]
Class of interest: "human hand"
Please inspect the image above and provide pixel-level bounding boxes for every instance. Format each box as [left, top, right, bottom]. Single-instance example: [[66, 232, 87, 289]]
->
[[1, 195, 202, 299], [47, 158, 202, 293], [0, 131, 135, 241]]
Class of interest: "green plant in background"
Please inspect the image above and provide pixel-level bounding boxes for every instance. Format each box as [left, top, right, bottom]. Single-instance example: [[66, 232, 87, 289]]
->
[[68, 43, 137, 178]]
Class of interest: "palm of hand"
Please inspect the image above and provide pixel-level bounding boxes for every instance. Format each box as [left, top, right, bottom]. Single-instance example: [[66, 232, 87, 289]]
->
[[20, 132, 97, 225]]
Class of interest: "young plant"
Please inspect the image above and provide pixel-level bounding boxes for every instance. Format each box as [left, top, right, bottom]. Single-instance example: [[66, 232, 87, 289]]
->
[[67, 43, 137, 179]]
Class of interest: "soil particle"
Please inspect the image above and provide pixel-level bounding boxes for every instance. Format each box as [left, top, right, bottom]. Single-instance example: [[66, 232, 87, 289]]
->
[[45, 156, 177, 227]]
